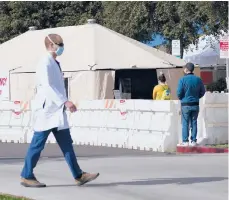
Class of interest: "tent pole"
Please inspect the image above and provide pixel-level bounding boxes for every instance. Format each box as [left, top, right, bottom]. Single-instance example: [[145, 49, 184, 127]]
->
[[8, 66, 22, 101], [226, 59, 229, 91], [8, 70, 11, 101]]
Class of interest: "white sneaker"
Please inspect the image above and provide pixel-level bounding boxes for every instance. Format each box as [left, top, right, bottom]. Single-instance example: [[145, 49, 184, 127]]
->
[[190, 141, 197, 147], [177, 142, 189, 147]]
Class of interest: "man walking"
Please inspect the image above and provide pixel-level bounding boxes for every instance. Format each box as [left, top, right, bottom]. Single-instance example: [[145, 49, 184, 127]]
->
[[20, 34, 99, 187], [177, 63, 205, 147]]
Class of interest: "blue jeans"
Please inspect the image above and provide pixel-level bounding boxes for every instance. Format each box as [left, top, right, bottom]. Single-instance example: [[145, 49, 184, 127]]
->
[[181, 106, 199, 143], [21, 128, 83, 179]]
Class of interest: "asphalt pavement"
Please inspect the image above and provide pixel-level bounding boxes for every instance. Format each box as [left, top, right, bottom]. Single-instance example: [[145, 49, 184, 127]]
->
[[0, 143, 228, 200]]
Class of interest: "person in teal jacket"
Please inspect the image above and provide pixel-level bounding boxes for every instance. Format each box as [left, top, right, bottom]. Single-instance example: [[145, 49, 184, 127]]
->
[[177, 63, 205, 147]]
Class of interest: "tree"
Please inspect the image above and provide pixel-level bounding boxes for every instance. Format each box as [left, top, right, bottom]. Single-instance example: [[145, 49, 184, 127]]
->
[[0, 2, 59, 43], [153, 1, 228, 58], [102, 1, 156, 42], [56, 1, 103, 26], [197, 1, 228, 36], [154, 2, 204, 58], [0, 1, 228, 50], [0, 1, 103, 44]]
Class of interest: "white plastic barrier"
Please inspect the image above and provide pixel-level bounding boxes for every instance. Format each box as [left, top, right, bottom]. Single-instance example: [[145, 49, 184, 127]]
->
[[0, 101, 31, 143], [0, 94, 228, 152], [199, 92, 228, 145]]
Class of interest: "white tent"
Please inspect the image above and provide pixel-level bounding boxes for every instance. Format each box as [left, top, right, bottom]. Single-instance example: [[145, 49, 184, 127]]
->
[[0, 20, 185, 72], [183, 34, 227, 67], [0, 20, 186, 101]]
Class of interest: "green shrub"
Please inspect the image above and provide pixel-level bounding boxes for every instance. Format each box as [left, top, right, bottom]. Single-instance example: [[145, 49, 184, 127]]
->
[[206, 78, 227, 92]]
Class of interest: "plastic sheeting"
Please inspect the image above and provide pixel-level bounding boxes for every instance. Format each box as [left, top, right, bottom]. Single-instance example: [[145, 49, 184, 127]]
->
[[183, 35, 227, 67]]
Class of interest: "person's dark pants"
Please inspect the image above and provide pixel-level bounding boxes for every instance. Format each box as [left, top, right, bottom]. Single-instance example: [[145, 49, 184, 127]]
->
[[21, 128, 82, 179], [181, 106, 199, 143]]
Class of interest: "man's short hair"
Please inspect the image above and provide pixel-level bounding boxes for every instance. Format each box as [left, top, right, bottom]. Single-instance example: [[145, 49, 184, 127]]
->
[[184, 62, 195, 72], [44, 34, 62, 49]]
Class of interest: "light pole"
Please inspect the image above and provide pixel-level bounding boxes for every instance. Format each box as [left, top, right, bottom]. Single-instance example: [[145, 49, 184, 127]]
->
[[9, 66, 22, 101]]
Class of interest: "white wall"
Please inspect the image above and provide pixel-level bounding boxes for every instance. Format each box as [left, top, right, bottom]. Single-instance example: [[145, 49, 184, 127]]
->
[[0, 93, 228, 152]]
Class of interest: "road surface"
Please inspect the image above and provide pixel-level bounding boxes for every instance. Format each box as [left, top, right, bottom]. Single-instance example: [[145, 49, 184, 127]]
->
[[0, 143, 227, 200]]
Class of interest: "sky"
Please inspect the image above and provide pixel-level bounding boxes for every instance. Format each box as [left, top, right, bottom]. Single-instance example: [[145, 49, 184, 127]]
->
[[147, 34, 165, 47], [148, 28, 204, 47]]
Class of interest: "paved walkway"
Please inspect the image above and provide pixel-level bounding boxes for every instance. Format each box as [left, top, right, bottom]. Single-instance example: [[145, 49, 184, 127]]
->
[[0, 145, 228, 200]]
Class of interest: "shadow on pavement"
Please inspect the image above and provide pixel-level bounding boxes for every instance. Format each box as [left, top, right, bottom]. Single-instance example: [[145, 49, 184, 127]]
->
[[48, 177, 228, 188], [0, 143, 171, 159]]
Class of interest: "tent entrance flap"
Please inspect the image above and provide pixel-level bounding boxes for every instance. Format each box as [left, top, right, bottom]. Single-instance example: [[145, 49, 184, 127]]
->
[[114, 69, 158, 99]]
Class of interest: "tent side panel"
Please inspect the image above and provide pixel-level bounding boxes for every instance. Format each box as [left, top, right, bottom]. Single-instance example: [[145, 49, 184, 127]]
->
[[11, 73, 36, 101], [156, 68, 200, 100], [95, 70, 115, 99], [69, 71, 97, 103], [69, 70, 115, 103]]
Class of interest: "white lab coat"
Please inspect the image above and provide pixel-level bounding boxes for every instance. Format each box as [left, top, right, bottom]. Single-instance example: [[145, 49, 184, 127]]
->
[[32, 53, 69, 132]]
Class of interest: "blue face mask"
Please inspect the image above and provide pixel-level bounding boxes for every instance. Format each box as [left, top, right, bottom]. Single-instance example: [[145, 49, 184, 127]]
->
[[56, 46, 64, 56], [47, 35, 64, 56]]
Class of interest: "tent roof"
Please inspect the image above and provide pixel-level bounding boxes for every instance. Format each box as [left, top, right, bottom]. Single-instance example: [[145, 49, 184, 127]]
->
[[0, 22, 185, 73]]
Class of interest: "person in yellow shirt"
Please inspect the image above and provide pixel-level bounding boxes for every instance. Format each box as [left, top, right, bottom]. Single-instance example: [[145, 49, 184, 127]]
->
[[153, 74, 171, 100]]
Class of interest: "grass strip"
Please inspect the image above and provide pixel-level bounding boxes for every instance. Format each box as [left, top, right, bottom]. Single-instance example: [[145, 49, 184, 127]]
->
[[0, 194, 32, 200], [207, 144, 228, 148]]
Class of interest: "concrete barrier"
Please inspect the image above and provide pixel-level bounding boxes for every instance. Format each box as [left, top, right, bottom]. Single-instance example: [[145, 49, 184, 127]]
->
[[198, 92, 228, 145], [0, 93, 228, 152]]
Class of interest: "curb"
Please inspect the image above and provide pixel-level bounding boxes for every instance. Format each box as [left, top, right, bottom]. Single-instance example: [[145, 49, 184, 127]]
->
[[177, 146, 228, 154]]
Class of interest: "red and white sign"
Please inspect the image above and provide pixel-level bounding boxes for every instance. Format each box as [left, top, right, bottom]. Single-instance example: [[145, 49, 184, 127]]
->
[[0, 71, 9, 100], [220, 35, 229, 59]]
